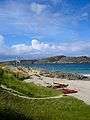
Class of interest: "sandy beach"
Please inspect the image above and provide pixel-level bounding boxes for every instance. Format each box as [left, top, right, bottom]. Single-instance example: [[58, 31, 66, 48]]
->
[[24, 75, 90, 105], [3, 65, 90, 105], [59, 79, 90, 105]]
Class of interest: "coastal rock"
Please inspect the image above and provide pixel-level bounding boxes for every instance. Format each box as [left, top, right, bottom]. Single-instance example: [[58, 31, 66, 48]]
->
[[40, 70, 90, 80]]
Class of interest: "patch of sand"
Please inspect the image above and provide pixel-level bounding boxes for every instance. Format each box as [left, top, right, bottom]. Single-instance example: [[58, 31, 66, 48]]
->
[[24, 76, 90, 105]]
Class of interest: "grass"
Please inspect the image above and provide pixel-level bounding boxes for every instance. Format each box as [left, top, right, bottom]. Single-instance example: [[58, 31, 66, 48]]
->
[[0, 66, 90, 120], [0, 67, 61, 98], [0, 88, 90, 120]]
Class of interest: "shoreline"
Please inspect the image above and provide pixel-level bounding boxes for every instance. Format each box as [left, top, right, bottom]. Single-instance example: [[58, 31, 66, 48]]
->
[[83, 74, 90, 77], [24, 76, 90, 105], [1, 65, 90, 105], [21, 66, 90, 105]]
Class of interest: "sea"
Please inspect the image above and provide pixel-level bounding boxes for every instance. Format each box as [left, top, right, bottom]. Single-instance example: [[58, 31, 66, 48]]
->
[[24, 63, 90, 76]]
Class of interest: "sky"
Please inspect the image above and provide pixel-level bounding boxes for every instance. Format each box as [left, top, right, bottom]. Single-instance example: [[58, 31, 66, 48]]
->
[[0, 0, 90, 60]]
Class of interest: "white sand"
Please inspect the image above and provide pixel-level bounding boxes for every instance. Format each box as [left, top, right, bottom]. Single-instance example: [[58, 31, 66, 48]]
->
[[59, 79, 90, 105], [24, 76, 90, 105]]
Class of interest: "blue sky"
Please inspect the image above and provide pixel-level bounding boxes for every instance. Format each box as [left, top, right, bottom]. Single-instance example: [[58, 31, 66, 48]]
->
[[0, 0, 90, 60]]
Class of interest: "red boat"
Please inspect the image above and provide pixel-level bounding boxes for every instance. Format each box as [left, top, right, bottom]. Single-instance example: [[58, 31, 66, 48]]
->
[[62, 88, 78, 94]]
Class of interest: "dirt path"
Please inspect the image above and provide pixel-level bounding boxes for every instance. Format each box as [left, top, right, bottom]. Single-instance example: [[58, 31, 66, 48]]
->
[[1, 84, 63, 100]]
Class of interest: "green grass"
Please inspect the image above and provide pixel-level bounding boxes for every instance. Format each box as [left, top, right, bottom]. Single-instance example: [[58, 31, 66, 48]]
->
[[0, 66, 90, 120], [0, 68, 61, 98], [0, 88, 90, 120]]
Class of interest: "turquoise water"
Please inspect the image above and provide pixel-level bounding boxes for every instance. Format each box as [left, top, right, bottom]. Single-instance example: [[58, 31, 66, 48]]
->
[[25, 63, 90, 74]]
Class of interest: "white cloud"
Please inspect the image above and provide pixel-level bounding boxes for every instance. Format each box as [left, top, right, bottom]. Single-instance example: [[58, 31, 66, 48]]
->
[[31, 39, 40, 49], [31, 39, 49, 50], [11, 39, 49, 55], [11, 44, 32, 54], [0, 38, 90, 57], [0, 0, 81, 39], [30, 3, 46, 15], [9, 39, 90, 56]]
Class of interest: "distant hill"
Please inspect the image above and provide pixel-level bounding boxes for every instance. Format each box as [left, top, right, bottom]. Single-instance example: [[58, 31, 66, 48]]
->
[[36, 56, 90, 63], [1, 56, 90, 64], [0, 59, 38, 65]]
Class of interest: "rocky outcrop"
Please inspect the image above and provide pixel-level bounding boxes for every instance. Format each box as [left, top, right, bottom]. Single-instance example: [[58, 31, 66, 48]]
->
[[37, 56, 90, 63], [40, 71, 90, 80]]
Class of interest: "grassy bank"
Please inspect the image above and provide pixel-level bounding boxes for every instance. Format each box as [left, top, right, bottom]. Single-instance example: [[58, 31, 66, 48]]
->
[[0, 65, 90, 120], [0, 67, 61, 98], [0, 88, 90, 120]]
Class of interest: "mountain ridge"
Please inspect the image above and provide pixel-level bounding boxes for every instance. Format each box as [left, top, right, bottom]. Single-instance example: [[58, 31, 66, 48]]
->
[[36, 55, 90, 64], [1, 55, 90, 64]]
